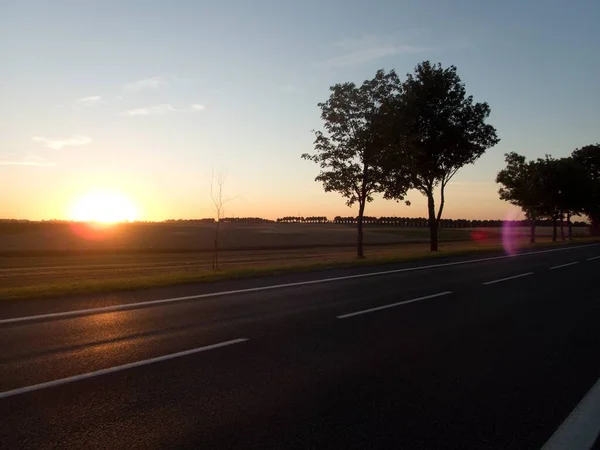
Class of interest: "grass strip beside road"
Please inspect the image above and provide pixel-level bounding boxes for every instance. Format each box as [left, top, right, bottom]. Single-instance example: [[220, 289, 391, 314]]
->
[[3, 238, 597, 301]]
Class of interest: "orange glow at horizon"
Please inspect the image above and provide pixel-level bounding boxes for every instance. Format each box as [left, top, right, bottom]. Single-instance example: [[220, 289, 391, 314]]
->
[[69, 191, 139, 223]]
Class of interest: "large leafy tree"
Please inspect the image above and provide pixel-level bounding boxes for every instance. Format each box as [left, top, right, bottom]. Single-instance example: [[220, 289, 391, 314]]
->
[[302, 70, 407, 258], [534, 156, 589, 241], [534, 156, 565, 242], [383, 61, 499, 251], [550, 157, 588, 240], [572, 144, 600, 236], [496, 153, 545, 243]]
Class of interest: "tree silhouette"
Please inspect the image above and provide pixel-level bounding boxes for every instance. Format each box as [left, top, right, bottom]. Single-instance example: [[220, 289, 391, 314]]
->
[[572, 144, 600, 236], [496, 153, 546, 243], [382, 61, 499, 251], [210, 170, 237, 270], [302, 69, 406, 258]]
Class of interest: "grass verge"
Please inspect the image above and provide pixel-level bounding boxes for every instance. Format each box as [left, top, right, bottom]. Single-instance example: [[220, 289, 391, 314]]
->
[[2, 238, 598, 301]]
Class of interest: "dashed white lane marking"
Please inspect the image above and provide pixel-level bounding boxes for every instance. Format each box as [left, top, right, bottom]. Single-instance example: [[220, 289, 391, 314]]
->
[[550, 262, 580, 270], [541, 375, 600, 450], [482, 272, 534, 285], [336, 291, 452, 319], [2, 243, 599, 325], [0, 338, 248, 400], [586, 256, 600, 261]]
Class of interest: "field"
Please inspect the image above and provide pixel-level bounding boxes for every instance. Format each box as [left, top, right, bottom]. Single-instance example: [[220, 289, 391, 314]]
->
[[0, 221, 591, 299]]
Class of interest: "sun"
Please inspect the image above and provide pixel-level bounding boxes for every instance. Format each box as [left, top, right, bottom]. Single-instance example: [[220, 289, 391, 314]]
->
[[70, 191, 139, 223]]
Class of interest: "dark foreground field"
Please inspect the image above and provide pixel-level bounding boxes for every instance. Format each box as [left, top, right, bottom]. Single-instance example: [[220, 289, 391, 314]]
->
[[0, 222, 590, 299]]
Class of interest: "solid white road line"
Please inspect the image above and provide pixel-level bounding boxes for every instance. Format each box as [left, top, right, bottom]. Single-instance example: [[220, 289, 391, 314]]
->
[[0, 338, 248, 400], [336, 291, 452, 319], [482, 272, 534, 285], [541, 376, 600, 450], [586, 256, 600, 261], [2, 243, 600, 326], [550, 262, 580, 270]]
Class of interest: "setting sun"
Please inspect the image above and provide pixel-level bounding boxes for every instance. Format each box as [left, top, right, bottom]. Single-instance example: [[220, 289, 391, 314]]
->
[[70, 191, 139, 223]]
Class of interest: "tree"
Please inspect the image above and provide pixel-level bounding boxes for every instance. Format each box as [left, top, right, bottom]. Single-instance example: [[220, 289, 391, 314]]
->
[[302, 69, 406, 258], [382, 62, 499, 251], [534, 156, 563, 242], [572, 144, 600, 236], [496, 153, 545, 243], [210, 170, 236, 270], [552, 157, 588, 240]]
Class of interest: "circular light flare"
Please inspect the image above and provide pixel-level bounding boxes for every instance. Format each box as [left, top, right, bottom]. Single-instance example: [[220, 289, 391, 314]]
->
[[70, 191, 138, 223], [502, 208, 522, 256]]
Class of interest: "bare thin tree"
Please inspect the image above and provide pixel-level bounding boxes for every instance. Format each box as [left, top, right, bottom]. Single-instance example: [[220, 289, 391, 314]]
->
[[210, 170, 236, 270]]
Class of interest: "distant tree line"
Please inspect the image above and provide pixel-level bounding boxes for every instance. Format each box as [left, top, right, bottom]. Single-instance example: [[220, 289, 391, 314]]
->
[[329, 217, 589, 228], [496, 144, 600, 242], [164, 218, 275, 224], [164, 218, 216, 224], [277, 216, 328, 223], [219, 217, 274, 224]]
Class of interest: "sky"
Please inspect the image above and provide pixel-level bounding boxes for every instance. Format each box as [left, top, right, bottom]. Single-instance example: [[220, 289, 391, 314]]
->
[[1, 0, 599, 221]]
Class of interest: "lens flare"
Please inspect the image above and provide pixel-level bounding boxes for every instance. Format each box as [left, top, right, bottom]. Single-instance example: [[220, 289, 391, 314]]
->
[[502, 209, 521, 255]]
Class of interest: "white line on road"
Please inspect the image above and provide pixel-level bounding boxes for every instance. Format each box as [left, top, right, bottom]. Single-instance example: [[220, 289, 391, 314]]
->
[[482, 272, 534, 285], [586, 256, 600, 261], [0, 338, 248, 400], [550, 262, 580, 270], [336, 291, 452, 319], [541, 375, 600, 450], [2, 243, 600, 326]]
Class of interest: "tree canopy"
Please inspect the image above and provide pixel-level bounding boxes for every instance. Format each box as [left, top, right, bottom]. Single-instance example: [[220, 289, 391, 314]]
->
[[382, 61, 500, 250], [496, 147, 600, 241], [572, 144, 600, 234], [302, 69, 406, 257]]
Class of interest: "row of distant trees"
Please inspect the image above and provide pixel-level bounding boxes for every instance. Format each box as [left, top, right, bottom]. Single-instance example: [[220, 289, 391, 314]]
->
[[496, 144, 600, 242], [302, 61, 500, 256], [8, 217, 589, 227], [277, 216, 328, 223], [273, 216, 590, 227], [159, 216, 593, 228], [331, 217, 589, 228]]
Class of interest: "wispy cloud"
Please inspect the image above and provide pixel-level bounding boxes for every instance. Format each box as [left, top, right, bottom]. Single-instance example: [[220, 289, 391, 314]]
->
[[123, 76, 166, 93], [123, 104, 206, 116], [320, 35, 430, 68], [124, 104, 177, 116], [75, 96, 105, 107], [32, 135, 92, 149], [0, 154, 56, 167]]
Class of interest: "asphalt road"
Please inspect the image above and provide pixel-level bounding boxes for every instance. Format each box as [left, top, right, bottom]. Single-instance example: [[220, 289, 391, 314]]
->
[[1, 243, 600, 449]]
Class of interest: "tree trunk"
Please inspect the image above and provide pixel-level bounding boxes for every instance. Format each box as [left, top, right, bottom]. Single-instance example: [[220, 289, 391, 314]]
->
[[212, 220, 220, 270], [567, 212, 573, 240], [427, 193, 438, 251], [552, 217, 557, 242], [357, 201, 365, 259], [560, 212, 565, 241], [530, 218, 536, 244]]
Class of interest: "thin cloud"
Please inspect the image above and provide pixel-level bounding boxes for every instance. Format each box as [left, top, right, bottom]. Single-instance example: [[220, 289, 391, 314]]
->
[[123, 104, 206, 116], [320, 35, 430, 68], [0, 155, 56, 167], [32, 135, 92, 149], [123, 76, 166, 93], [75, 96, 105, 106]]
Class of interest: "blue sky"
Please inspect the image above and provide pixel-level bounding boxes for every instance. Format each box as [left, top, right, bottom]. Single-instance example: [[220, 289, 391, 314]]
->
[[1, 0, 599, 220]]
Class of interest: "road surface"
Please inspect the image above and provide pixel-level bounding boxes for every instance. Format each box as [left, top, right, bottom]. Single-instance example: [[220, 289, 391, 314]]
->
[[1, 243, 600, 449]]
